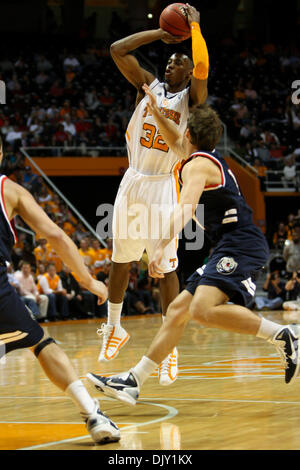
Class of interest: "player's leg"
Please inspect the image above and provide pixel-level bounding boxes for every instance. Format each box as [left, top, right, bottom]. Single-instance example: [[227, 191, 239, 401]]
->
[[97, 168, 148, 361], [147, 235, 180, 385], [159, 270, 180, 316], [97, 260, 131, 362], [189, 284, 300, 384], [87, 289, 222, 404], [0, 281, 120, 444], [29, 334, 120, 443]]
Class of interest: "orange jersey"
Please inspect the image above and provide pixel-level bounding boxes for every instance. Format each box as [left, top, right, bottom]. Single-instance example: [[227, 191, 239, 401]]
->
[[37, 272, 60, 293], [78, 247, 95, 267], [34, 243, 51, 263]]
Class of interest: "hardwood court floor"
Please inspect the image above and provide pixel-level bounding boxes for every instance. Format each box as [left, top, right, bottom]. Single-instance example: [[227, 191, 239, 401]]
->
[[1, 310, 300, 450]]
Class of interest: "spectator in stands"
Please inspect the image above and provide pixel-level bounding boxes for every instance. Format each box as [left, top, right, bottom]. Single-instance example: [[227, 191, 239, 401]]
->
[[14, 261, 48, 320], [59, 264, 94, 319], [49, 80, 64, 98], [63, 53, 80, 71], [90, 238, 107, 274], [76, 101, 89, 120], [59, 100, 72, 119], [35, 71, 49, 87], [283, 271, 300, 311], [62, 114, 77, 137], [286, 213, 295, 234], [85, 87, 100, 110], [5, 125, 24, 150], [260, 129, 280, 147], [253, 158, 267, 191], [36, 54, 53, 73], [282, 155, 297, 188], [52, 123, 72, 147], [244, 80, 258, 101], [273, 222, 290, 248], [47, 245, 63, 274], [73, 222, 87, 243], [7, 262, 41, 317], [269, 243, 287, 275], [99, 86, 115, 107], [283, 222, 300, 273], [253, 140, 271, 164], [78, 237, 94, 267], [37, 263, 69, 321], [255, 272, 286, 311], [36, 262, 46, 281], [125, 264, 154, 315]]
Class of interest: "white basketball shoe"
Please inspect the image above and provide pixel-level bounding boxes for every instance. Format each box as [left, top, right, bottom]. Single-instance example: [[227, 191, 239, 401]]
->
[[97, 323, 130, 362], [158, 347, 178, 386]]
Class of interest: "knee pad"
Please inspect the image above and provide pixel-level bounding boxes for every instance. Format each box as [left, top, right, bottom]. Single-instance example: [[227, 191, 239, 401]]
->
[[34, 337, 56, 358]]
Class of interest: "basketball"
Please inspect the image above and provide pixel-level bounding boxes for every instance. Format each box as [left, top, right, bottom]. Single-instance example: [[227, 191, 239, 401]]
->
[[159, 3, 191, 39]]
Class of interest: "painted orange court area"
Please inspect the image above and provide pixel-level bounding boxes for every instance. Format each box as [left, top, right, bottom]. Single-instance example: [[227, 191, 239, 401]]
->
[[0, 423, 87, 450]]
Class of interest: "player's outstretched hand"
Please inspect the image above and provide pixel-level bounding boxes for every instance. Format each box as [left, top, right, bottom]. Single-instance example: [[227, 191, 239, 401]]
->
[[82, 278, 108, 305], [158, 28, 187, 44], [185, 3, 200, 25], [142, 83, 158, 114], [148, 247, 165, 279]]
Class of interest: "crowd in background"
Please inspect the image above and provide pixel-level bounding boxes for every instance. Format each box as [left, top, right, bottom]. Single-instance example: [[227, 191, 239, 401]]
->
[[0, 33, 299, 319], [0, 36, 299, 166], [256, 214, 300, 312]]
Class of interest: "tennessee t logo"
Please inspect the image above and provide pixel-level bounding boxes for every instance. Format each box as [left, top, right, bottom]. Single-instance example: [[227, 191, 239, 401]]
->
[[169, 258, 177, 268]]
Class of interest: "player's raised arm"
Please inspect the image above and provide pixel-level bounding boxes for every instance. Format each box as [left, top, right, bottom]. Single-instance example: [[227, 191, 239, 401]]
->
[[186, 4, 209, 105], [148, 158, 209, 278], [110, 29, 184, 91], [142, 83, 186, 159], [3, 178, 107, 303]]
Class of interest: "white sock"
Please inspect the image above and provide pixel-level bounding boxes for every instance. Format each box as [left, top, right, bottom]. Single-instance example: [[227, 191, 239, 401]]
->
[[162, 315, 166, 323], [256, 318, 281, 341], [132, 355, 158, 386], [65, 380, 95, 415], [108, 301, 123, 326]]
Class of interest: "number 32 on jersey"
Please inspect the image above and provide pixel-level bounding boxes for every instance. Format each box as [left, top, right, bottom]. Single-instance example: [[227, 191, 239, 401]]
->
[[140, 123, 169, 153]]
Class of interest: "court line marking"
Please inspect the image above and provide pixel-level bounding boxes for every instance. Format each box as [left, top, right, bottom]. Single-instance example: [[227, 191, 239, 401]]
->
[[0, 421, 136, 425], [1, 395, 300, 405], [139, 397, 300, 405], [18, 401, 178, 450]]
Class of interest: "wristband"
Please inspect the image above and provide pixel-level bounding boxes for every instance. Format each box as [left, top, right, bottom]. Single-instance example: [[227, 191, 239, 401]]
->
[[191, 22, 209, 80]]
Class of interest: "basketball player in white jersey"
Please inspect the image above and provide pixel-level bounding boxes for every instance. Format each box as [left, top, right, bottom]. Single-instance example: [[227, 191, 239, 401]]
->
[[98, 4, 209, 385]]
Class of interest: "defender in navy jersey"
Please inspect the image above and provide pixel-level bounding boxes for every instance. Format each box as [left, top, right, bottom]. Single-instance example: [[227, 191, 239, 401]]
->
[[0, 137, 120, 444], [178, 149, 269, 307], [87, 89, 300, 405]]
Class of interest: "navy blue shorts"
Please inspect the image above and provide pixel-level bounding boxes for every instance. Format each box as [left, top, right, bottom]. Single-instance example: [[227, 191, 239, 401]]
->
[[0, 266, 44, 357], [185, 226, 269, 307]]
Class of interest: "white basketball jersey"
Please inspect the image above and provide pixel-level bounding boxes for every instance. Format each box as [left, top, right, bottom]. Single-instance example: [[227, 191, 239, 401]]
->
[[125, 78, 190, 175]]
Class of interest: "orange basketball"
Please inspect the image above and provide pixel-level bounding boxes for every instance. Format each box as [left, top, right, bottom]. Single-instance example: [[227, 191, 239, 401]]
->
[[159, 3, 191, 39]]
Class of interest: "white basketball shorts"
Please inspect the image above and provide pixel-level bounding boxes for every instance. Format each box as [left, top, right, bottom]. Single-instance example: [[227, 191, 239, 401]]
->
[[112, 167, 180, 273]]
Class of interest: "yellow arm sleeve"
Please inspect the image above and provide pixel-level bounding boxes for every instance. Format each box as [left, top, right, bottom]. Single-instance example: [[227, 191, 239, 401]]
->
[[191, 22, 209, 80]]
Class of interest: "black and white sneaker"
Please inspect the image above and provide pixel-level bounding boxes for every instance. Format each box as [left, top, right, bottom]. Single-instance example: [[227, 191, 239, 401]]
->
[[271, 326, 300, 384], [81, 398, 120, 444], [86, 371, 140, 406]]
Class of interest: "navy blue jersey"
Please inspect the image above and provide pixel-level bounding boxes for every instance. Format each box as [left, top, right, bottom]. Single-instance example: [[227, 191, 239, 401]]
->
[[0, 175, 17, 261], [179, 150, 256, 243]]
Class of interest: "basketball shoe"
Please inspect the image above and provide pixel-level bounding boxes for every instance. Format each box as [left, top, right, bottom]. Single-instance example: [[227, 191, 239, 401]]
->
[[81, 398, 120, 444], [97, 323, 130, 362], [158, 348, 178, 386], [270, 326, 300, 384], [86, 371, 140, 406]]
